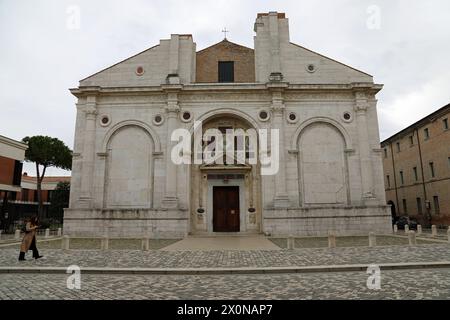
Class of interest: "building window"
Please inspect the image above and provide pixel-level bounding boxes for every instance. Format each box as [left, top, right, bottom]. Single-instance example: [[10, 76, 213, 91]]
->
[[386, 175, 390, 188], [409, 136, 414, 146], [21, 189, 29, 201], [218, 61, 234, 83], [33, 191, 38, 202], [443, 118, 449, 130], [429, 162, 435, 178], [384, 148, 387, 158], [433, 196, 440, 214], [8, 192, 17, 201], [413, 167, 418, 181], [13, 161, 23, 186], [424, 128, 430, 140], [416, 197, 423, 215], [396, 142, 401, 152], [399, 171, 404, 185], [402, 199, 407, 214]]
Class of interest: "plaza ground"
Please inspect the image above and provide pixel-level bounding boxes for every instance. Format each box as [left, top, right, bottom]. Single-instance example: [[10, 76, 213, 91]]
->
[[0, 232, 449, 300]]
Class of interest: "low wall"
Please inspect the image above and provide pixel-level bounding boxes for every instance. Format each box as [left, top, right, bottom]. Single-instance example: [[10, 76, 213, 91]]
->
[[263, 205, 392, 237], [63, 208, 189, 239]]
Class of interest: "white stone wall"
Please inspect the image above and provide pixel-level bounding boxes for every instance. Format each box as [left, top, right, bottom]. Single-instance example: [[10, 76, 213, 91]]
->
[[64, 12, 391, 238]]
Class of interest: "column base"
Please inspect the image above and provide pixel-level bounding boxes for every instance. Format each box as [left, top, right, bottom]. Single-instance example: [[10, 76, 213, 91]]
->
[[161, 197, 179, 209], [274, 195, 290, 209], [362, 192, 378, 206], [76, 196, 93, 209]]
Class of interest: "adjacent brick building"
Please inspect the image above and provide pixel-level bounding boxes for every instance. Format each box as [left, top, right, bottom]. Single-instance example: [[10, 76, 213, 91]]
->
[[0, 174, 71, 231], [0, 135, 27, 231], [381, 103, 450, 227]]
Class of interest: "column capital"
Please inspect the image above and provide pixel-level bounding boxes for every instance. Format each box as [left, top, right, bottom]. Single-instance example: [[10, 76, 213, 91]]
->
[[270, 89, 285, 114], [165, 104, 180, 115], [83, 104, 98, 119], [354, 100, 369, 114]]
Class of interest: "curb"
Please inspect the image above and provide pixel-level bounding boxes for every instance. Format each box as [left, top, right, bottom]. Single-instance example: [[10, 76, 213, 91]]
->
[[1, 261, 449, 275]]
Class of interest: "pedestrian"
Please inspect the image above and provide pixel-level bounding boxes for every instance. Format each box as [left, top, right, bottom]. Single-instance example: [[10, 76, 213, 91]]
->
[[18, 216, 43, 261]]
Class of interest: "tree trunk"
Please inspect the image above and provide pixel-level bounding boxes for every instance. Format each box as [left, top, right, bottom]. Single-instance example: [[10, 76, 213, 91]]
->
[[36, 164, 47, 219]]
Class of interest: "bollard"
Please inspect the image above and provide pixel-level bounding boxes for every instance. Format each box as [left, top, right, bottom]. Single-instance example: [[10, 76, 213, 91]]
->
[[57, 228, 62, 237], [431, 225, 437, 237], [141, 237, 150, 251], [62, 235, 70, 250], [417, 225, 422, 235], [45, 228, 50, 238], [287, 236, 295, 250], [15, 229, 21, 240], [404, 225, 409, 233], [408, 231, 417, 246], [328, 231, 336, 248], [0, 230, 2, 240], [447, 227, 450, 243], [101, 236, 109, 250], [369, 232, 376, 247], [393, 224, 398, 234]]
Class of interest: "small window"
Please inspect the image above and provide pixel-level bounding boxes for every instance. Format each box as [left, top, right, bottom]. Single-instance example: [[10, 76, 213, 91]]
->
[[443, 118, 449, 130], [396, 142, 401, 152], [399, 171, 404, 185], [429, 162, 435, 178], [22, 189, 29, 201], [424, 128, 430, 140], [384, 148, 388, 158], [218, 61, 234, 83], [413, 167, 418, 181], [433, 196, 440, 214], [8, 191, 17, 201], [409, 136, 414, 146], [402, 199, 407, 214], [416, 198, 423, 215], [13, 160, 23, 186], [386, 175, 390, 188]]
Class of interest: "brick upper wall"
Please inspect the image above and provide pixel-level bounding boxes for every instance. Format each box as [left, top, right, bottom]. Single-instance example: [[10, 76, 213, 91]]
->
[[0, 156, 15, 186], [196, 40, 255, 83]]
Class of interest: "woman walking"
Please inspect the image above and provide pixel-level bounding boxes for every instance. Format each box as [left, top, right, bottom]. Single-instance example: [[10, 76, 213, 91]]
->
[[18, 216, 43, 261]]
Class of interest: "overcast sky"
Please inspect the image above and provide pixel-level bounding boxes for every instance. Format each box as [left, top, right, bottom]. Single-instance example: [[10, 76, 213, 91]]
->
[[1, 0, 449, 176]]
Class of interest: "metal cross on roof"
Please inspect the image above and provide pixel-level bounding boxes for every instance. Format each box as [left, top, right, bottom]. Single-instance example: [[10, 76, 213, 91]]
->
[[222, 27, 229, 39]]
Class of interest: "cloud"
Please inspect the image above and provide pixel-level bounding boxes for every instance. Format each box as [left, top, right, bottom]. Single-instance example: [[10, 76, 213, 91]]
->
[[1, 0, 449, 175]]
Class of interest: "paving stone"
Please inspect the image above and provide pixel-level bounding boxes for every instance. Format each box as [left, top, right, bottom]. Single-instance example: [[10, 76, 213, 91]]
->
[[0, 269, 449, 300]]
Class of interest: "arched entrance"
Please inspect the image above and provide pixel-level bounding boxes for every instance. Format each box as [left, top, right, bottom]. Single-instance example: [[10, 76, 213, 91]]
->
[[189, 113, 262, 234], [387, 200, 396, 224]]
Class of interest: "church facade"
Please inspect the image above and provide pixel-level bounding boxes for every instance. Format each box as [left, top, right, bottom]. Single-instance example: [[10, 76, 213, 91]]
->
[[64, 12, 392, 238]]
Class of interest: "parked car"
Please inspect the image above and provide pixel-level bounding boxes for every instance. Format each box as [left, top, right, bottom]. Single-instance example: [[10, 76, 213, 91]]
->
[[395, 216, 418, 230]]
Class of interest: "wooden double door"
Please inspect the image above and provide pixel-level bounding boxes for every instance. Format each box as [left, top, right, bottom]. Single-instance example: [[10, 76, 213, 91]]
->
[[213, 186, 240, 232]]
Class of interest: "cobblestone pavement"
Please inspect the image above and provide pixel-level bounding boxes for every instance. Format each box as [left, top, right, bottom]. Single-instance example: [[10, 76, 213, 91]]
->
[[1, 244, 450, 269], [1, 268, 449, 299]]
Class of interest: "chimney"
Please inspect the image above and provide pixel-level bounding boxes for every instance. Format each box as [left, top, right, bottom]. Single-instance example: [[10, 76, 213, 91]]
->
[[254, 12, 290, 83]]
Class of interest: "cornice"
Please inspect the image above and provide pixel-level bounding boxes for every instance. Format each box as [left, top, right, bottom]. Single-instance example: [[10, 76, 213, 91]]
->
[[69, 82, 383, 98], [0, 135, 28, 151]]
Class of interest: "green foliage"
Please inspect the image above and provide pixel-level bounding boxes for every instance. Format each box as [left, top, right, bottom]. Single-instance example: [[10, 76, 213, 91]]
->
[[48, 181, 70, 221], [22, 136, 72, 171], [21, 135, 72, 218]]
